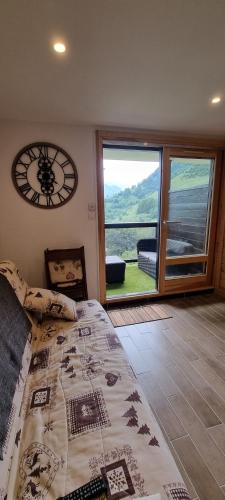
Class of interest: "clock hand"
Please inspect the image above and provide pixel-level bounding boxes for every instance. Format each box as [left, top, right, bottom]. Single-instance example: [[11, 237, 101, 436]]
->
[[50, 149, 58, 169]]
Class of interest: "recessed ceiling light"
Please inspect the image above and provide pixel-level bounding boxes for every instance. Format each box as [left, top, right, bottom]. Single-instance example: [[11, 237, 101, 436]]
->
[[211, 96, 221, 104], [53, 42, 66, 53]]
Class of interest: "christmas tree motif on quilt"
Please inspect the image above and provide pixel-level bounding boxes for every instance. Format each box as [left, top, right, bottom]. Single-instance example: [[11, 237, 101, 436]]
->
[[122, 406, 137, 419], [138, 424, 150, 435], [125, 390, 142, 403]]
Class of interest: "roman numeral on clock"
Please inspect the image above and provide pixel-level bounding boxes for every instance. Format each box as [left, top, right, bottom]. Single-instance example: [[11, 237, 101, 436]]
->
[[46, 195, 54, 207], [63, 184, 73, 194], [18, 160, 29, 170], [26, 148, 37, 163], [19, 183, 31, 195], [38, 145, 48, 158], [31, 192, 40, 204], [64, 173, 75, 179], [61, 159, 70, 169], [58, 192, 65, 203], [15, 171, 27, 180]]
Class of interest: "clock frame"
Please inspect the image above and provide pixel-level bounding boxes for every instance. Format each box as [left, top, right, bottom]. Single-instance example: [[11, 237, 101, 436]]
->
[[12, 142, 78, 209]]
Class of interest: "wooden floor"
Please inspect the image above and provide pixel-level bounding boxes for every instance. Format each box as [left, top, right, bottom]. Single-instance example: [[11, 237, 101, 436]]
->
[[115, 293, 225, 500]]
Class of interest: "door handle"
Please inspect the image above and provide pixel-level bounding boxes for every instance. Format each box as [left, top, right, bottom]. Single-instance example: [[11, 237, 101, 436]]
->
[[162, 220, 180, 224]]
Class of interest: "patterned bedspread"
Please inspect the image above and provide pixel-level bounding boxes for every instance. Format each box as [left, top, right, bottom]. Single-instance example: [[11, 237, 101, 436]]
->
[[6, 300, 190, 500]]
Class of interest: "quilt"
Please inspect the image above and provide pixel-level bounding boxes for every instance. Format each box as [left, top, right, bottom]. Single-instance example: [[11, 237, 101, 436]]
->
[[3, 300, 190, 500]]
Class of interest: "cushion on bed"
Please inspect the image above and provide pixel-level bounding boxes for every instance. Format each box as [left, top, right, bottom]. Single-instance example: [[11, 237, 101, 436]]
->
[[0, 275, 31, 460], [167, 238, 194, 255], [0, 260, 27, 305], [24, 287, 77, 321]]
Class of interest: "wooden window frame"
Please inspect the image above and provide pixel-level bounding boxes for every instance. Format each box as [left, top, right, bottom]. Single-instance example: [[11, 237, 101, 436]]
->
[[96, 129, 224, 304]]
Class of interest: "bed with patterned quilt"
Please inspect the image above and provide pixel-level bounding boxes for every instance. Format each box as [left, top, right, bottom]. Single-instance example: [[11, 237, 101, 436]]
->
[[0, 260, 191, 500]]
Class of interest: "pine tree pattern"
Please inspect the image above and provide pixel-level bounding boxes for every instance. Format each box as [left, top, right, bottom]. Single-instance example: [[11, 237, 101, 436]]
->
[[138, 424, 150, 435], [127, 416, 138, 427], [65, 366, 74, 374], [15, 429, 21, 446], [122, 406, 137, 418], [149, 436, 159, 447], [125, 390, 142, 403], [61, 356, 70, 368], [65, 346, 77, 354]]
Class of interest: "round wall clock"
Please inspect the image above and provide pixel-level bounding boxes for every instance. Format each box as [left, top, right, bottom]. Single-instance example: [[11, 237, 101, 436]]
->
[[12, 142, 78, 209]]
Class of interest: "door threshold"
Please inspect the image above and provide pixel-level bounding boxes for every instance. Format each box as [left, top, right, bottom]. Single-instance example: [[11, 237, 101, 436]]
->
[[106, 290, 160, 304], [103, 286, 214, 307]]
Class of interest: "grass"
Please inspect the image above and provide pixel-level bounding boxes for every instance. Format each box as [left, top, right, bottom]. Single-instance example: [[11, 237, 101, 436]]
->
[[106, 262, 156, 298]]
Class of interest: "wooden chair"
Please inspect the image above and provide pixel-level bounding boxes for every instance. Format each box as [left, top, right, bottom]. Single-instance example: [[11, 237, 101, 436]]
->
[[44, 247, 88, 301]]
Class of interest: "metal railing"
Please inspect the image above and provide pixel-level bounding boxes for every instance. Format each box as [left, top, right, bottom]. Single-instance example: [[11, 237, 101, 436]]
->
[[105, 221, 158, 262], [105, 222, 158, 229]]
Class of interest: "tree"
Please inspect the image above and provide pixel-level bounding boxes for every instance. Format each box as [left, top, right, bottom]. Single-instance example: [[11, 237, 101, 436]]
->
[[125, 391, 142, 403], [149, 436, 159, 447], [138, 424, 150, 435], [127, 417, 138, 427], [122, 406, 137, 418]]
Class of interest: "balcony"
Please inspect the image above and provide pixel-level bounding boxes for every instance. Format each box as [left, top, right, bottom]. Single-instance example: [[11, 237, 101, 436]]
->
[[105, 222, 158, 298]]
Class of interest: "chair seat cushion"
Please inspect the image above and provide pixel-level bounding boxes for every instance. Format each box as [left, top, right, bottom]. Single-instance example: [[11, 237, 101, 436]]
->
[[139, 251, 157, 263], [48, 259, 83, 285]]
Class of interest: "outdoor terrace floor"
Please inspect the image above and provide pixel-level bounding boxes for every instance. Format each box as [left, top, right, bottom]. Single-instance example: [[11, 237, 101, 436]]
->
[[106, 262, 156, 298]]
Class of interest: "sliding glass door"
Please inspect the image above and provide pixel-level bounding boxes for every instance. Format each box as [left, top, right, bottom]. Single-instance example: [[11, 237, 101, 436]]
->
[[159, 148, 221, 293], [96, 131, 222, 303]]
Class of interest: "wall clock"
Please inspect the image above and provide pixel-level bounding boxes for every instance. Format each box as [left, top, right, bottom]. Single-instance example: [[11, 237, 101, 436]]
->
[[12, 142, 78, 209]]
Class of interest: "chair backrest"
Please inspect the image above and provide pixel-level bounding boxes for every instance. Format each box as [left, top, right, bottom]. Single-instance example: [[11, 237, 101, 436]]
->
[[44, 247, 88, 300], [137, 238, 157, 254]]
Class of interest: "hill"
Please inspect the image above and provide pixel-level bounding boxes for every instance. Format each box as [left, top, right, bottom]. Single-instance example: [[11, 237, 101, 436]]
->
[[104, 160, 211, 223], [104, 184, 122, 198]]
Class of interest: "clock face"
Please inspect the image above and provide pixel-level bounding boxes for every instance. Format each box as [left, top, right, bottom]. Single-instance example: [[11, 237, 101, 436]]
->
[[12, 142, 78, 208]]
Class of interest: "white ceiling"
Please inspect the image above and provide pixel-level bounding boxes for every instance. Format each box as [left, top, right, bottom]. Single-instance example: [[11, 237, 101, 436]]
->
[[1, 0, 225, 134]]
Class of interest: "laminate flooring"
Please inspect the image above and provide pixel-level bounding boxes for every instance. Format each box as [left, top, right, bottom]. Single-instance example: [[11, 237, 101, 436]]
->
[[114, 294, 225, 500]]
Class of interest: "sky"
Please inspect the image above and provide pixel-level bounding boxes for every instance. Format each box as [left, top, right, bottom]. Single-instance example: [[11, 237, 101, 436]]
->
[[103, 159, 159, 188]]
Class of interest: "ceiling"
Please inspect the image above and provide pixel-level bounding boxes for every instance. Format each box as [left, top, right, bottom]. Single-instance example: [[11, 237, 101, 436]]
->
[[1, 0, 225, 134]]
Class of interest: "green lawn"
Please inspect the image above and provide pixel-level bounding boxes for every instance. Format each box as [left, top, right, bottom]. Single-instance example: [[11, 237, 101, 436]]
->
[[106, 263, 156, 298]]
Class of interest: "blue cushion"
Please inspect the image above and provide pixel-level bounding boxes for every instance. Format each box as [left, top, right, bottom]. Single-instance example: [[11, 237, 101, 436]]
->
[[0, 275, 31, 459]]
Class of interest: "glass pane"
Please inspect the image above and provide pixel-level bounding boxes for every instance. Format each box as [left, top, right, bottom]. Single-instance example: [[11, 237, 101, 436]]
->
[[103, 144, 161, 297], [103, 147, 161, 223], [166, 157, 214, 257], [105, 226, 157, 260], [166, 262, 206, 279]]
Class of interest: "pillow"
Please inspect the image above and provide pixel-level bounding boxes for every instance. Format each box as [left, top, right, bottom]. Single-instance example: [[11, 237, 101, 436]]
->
[[167, 239, 194, 256], [0, 274, 31, 460], [24, 287, 77, 321], [48, 259, 83, 285]]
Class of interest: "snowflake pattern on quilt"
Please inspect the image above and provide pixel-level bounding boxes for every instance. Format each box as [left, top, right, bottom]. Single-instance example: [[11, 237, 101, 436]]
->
[[66, 388, 111, 439], [89, 445, 147, 499]]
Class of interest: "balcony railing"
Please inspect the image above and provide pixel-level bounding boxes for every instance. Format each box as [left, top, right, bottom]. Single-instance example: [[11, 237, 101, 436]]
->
[[105, 221, 158, 262]]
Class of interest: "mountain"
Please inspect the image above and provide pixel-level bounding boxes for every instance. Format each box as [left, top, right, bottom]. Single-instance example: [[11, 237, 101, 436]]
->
[[104, 184, 122, 198], [105, 160, 211, 223]]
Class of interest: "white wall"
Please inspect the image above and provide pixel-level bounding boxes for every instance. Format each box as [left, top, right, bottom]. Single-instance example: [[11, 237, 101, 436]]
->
[[0, 120, 99, 299]]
